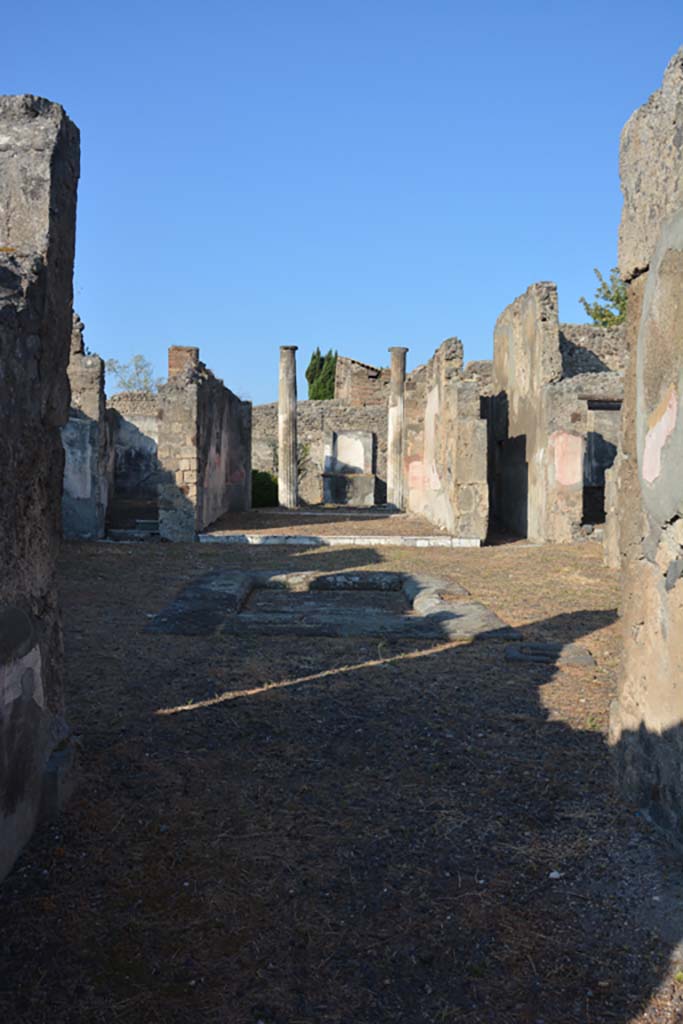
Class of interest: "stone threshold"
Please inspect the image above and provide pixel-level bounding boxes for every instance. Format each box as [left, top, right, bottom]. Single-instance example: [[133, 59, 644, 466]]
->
[[199, 534, 481, 548]]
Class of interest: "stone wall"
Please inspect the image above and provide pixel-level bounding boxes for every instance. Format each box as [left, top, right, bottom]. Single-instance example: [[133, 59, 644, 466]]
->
[[609, 49, 683, 845], [489, 283, 623, 541], [334, 356, 391, 407], [560, 323, 627, 377], [107, 391, 162, 499], [197, 371, 252, 529], [157, 347, 251, 540], [61, 315, 112, 538], [404, 339, 490, 540], [252, 400, 389, 505], [0, 95, 80, 880]]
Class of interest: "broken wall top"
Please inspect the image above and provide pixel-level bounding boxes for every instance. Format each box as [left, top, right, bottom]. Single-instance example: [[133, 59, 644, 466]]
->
[[493, 282, 561, 397], [559, 323, 627, 376], [0, 95, 79, 429], [407, 337, 465, 393], [108, 390, 161, 416], [334, 355, 391, 406], [619, 49, 683, 281], [0, 95, 80, 257]]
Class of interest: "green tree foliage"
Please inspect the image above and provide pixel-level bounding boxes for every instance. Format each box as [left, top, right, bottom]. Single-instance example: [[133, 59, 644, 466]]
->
[[105, 354, 165, 393], [305, 347, 338, 399], [579, 267, 627, 327]]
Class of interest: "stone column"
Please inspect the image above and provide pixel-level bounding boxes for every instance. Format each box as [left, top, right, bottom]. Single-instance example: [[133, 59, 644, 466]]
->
[[278, 345, 299, 508], [387, 346, 408, 509]]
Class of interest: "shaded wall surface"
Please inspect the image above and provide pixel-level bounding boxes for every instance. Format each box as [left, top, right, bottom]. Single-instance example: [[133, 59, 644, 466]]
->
[[157, 348, 251, 541], [610, 49, 683, 846], [0, 95, 80, 880], [107, 391, 162, 500], [62, 315, 111, 539], [253, 400, 388, 505], [404, 341, 490, 540], [489, 283, 624, 542]]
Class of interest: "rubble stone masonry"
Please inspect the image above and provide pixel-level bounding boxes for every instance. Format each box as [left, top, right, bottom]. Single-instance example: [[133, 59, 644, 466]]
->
[[609, 50, 683, 845], [0, 95, 80, 879], [334, 356, 391, 407], [405, 339, 490, 540], [489, 283, 624, 542], [61, 314, 112, 538], [157, 347, 252, 540], [252, 400, 389, 505]]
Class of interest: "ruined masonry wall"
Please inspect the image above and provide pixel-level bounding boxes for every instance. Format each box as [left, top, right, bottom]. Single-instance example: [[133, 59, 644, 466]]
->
[[253, 401, 388, 505], [490, 284, 623, 542], [404, 339, 489, 540], [197, 375, 252, 529], [559, 323, 627, 377], [491, 283, 565, 541], [107, 391, 162, 499], [157, 349, 251, 540], [610, 49, 683, 846], [334, 356, 391, 407], [0, 95, 80, 880], [62, 316, 112, 538]]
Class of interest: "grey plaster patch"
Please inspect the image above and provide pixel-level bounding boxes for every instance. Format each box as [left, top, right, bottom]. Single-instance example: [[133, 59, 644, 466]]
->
[[147, 570, 517, 641], [504, 642, 595, 667]]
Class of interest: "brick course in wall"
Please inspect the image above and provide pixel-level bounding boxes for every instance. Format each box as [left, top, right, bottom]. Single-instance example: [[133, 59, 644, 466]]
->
[[334, 356, 391, 407]]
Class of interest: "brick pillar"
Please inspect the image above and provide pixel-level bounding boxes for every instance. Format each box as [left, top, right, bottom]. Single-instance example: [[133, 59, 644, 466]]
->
[[278, 345, 298, 508], [387, 346, 408, 509], [168, 346, 199, 378]]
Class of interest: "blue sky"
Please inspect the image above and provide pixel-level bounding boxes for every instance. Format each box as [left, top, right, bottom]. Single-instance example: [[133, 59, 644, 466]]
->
[[5, 2, 682, 403]]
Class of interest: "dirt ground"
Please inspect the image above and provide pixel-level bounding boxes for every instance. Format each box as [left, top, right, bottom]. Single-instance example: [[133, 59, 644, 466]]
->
[[205, 508, 448, 537], [2, 537, 683, 1024]]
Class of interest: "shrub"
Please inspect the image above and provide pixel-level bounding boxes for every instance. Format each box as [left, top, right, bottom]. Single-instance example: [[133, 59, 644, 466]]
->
[[252, 470, 278, 507]]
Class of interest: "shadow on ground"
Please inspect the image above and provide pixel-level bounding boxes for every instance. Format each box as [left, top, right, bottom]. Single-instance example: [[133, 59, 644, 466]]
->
[[0, 542, 682, 1024]]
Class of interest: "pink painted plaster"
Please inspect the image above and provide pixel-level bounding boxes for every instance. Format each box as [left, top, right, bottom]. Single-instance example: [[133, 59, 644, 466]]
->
[[643, 387, 678, 484], [552, 431, 583, 487]]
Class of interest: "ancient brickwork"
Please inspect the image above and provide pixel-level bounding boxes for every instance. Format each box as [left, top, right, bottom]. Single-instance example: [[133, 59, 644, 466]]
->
[[61, 315, 112, 538], [609, 50, 683, 845], [404, 339, 490, 540], [0, 95, 80, 880], [157, 347, 251, 540], [334, 356, 391, 406], [489, 283, 623, 542], [252, 401, 388, 505]]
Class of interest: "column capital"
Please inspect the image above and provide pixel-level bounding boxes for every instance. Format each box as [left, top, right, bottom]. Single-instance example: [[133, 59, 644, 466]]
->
[[280, 345, 298, 352], [388, 346, 409, 354]]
